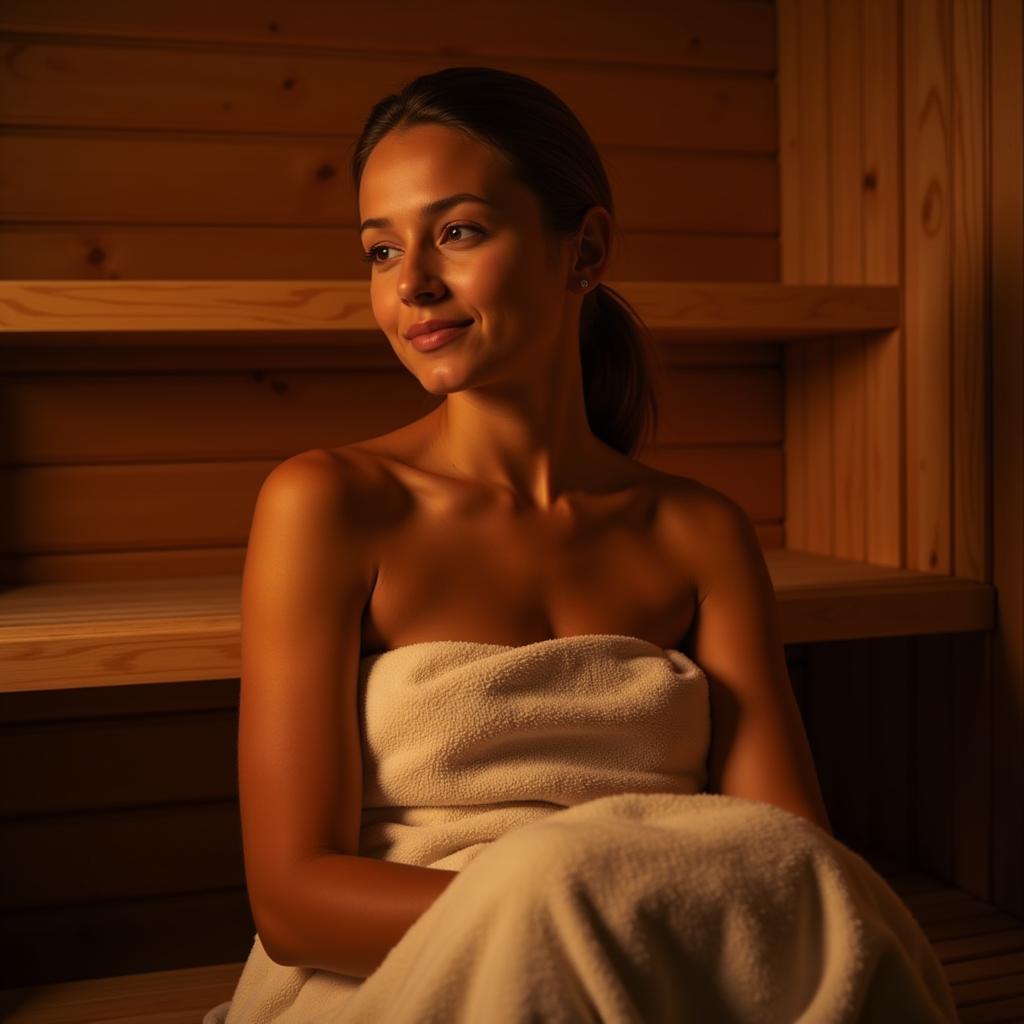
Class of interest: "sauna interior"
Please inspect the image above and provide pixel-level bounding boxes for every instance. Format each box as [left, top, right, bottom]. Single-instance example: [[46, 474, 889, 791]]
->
[[1, 1, 1022, 1021]]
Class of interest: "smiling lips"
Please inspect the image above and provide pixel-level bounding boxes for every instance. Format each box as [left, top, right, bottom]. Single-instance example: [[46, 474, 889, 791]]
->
[[404, 318, 473, 340], [405, 318, 474, 352]]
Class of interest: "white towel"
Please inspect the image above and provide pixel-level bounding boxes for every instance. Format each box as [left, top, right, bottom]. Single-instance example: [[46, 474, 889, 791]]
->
[[206, 634, 956, 1023]]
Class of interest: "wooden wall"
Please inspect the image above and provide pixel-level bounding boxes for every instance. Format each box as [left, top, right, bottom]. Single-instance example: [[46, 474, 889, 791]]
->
[[0, 0, 801, 986], [778, 0, 1024, 922], [0, 0, 785, 586], [990, 0, 1024, 925]]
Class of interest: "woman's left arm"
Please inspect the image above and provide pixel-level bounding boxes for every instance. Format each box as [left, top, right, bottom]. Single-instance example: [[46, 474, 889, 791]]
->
[[684, 492, 833, 836]]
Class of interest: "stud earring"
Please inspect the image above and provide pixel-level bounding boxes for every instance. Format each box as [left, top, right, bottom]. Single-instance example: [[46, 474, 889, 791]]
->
[[580, 278, 589, 289]]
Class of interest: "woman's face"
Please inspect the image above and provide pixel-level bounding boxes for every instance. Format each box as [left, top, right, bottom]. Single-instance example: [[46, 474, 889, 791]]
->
[[357, 123, 576, 393]]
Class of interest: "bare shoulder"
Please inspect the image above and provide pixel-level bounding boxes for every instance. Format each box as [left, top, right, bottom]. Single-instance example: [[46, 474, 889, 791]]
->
[[652, 473, 758, 602], [255, 446, 388, 523], [246, 447, 386, 589]]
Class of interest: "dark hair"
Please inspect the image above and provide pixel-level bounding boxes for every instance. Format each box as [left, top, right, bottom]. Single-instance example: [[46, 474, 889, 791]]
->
[[351, 66, 660, 457]]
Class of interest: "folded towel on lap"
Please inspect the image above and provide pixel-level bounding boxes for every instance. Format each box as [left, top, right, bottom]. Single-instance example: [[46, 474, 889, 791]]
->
[[207, 634, 956, 1023]]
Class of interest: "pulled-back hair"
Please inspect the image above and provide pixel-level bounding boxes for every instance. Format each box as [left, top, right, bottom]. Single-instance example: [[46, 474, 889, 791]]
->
[[351, 65, 660, 457]]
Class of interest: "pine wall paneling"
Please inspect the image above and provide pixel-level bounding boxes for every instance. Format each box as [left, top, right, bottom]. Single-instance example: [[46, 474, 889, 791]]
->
[[990, 0, 1024, 921], [777, 0, 1018, 923], [0, 0, 801, 983]]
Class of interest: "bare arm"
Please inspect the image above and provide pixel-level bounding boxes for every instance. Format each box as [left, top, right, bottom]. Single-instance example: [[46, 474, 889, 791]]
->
[[239, 449, 458, 978], [267, 854, 457, 976], [682, 490, 832, 835]]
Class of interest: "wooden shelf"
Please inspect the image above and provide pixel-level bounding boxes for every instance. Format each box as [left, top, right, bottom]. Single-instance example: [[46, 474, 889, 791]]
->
[[0, 280, 900, 343], [0, 550, 993, 693]]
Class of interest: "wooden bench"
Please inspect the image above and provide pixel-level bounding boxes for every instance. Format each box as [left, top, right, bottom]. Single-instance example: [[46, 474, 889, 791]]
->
[[1, 867, 1022, 1023], [0, 280, 1012, 1020]]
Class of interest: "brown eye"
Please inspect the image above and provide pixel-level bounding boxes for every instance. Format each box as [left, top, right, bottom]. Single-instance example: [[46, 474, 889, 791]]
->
[[444, 223, 483, 242]]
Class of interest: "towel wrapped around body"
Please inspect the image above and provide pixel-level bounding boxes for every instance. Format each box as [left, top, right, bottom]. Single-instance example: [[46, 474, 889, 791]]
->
[[205, 634, 956, 1023]]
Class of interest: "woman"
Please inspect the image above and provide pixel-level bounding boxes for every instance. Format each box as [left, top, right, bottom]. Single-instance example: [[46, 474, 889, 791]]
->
[[206, 67, 955, 1023]]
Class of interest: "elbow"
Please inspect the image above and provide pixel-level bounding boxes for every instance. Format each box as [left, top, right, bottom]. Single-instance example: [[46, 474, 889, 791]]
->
[[249, 894, 300, 966], [260, 929, 296, 966], [258, 928, 294, 967]]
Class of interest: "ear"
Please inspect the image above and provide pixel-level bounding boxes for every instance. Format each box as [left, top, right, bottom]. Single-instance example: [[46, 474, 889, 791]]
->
[[570, 206, 613, 288]]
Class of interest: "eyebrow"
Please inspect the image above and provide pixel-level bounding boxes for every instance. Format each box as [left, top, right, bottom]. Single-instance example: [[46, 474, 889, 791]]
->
[[359, 193, 496, 234]]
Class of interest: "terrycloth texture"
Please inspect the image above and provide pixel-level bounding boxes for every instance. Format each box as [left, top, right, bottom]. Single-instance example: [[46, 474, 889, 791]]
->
[[205, 634, 956, 1024]]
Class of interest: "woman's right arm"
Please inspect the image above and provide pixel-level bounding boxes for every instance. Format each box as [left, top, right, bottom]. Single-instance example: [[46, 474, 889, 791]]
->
[[238, 449, 458, 979]]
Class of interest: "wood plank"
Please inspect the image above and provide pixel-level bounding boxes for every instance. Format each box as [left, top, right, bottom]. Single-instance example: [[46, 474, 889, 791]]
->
[[831, 639, 870, 849], [924, 911, 1024, 945], [862, 0, 902, 569], [903, 0, 953, 575], [960, 995, 1024, 1024], [946, 951, 1024, 984], [915, 634, 956, 881], [0, 551, 995, 691], [0, 133, 779, 235], [802, 643, 837, 836], [0, 226, 782, 284], [951, 0, 989, 586], [2, 801, 244, 906], [990, 0, 1024, 922], [777, 0, 835, 559], [954, 630, 993, 901], [953, 971, 1024, 1008], [0, 887, 254, 989], [827, 0, 869, 566], [933, 928, 1024, 965], [0, 365, 779, 464], [0, 337, 784, 375], [0, 677, 238, 725], [0, 280, 901, 337], [0, 709, 237, 813], [1, 447, 782, 553], [1, 526, 786, 589], [867, 636, 914, 863], [0, 962, 244, 1024], [0, 43, 777, 154], [0, 0, 777, 73]]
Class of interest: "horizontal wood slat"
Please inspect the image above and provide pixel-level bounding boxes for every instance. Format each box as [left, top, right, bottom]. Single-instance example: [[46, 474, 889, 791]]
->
[[0, 280, 900, 338], [0, 962, 245, 1024], [0, 338, 785, 374], [0, 677, 239, 726], [0, 524, 785, 587], [0, 0, 777, 73], [0, 366, 780, 465], [0, 448, 782, 552], [0, 43, 777, 153], [0, 227, 781, 284], [0, 887, 254, 990], [0, 551, 995, 692], [0, 133, 779, 234], [0, 711, 237, 815], [2, 801, 244, 907]]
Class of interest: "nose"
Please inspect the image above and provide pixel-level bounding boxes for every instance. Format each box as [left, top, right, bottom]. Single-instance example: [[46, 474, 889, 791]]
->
[[397, 244, 446, 304]]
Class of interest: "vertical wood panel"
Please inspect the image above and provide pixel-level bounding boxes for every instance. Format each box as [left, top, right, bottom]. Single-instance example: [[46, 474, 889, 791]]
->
[[990, 0, 1024, 919], [951, 0, 990, 586], [952, 631, 992, 899], [903, 0, 953, 575], [867, 636, 914, 864], [832, 639, 871, 849], [914, 633, 956, 879], [780, 0, 998, 904], [949, 0, 993, 903], [802, 643, 838, 830], [778, 0, 810, 553], [862, 0, 904, 571], [829, 0, 869, 563], [778, 0, 836, 556]]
